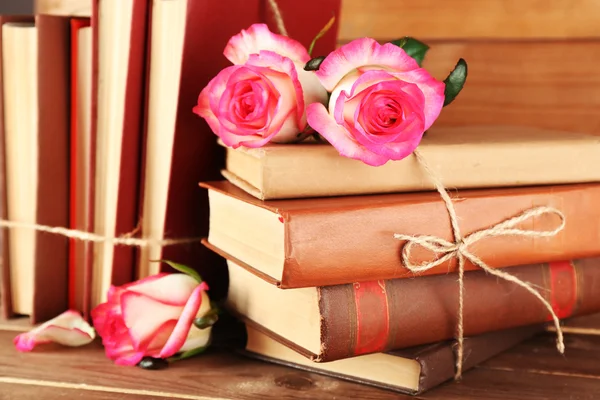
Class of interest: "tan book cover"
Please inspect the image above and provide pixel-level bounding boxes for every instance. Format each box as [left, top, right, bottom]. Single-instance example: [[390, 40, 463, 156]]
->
[[222, 126, 600, 200]]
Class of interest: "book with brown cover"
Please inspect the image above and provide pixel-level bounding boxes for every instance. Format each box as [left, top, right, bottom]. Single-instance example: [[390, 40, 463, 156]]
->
[[221, 126, 600, 200], [217, 250, 600, 362], [241, 323, 542, 395], [202, 180, 600, 288], [137, 0, 341, 299], [0, 15, 70, 323]]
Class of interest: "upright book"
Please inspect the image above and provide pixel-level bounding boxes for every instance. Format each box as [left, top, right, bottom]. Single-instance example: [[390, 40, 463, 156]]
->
[[68, 17, 92, 315], [90, 0, 148, 309], [0, 15, 70, 323], [137, 0, 341, 299]]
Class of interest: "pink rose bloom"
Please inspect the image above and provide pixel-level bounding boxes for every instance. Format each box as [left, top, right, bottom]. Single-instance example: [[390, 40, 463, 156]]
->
[[306, 38, 445, 166], [91, 273, 212, 366], [194, 24, 327, 148]]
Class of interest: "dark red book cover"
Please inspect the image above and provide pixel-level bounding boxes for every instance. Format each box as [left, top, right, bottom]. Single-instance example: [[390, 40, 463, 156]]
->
[[68, 17, 91, 315], [139, 0, 341, 299], [89, 0, 148, 308]]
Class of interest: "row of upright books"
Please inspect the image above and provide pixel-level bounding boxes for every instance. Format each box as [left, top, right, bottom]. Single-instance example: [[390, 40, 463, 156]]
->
[[201, 126, 600, 394], [0, 0, 341, 323]]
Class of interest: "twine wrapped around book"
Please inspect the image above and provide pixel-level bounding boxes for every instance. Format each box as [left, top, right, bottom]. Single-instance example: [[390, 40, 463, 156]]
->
[[394, 149, 566, 380], [265, 0, 567, 381]]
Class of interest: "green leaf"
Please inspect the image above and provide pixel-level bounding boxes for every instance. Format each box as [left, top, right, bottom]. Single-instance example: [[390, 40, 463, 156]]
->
[[169, 344, 210, 362], [391, 37, 429, 66], [308, 15, 336, 56], [443, 58, 468, 106], [151, 259, 202, 283]]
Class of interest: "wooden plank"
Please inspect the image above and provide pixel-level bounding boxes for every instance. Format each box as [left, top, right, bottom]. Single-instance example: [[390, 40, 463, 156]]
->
[[553, 313, 600, 335], [482, 333, 600, 378], [421, 40, 600, 134], [339, 0, 600, 42], [418, 367, 600, 400], [0, 331, 408, 400], [0, 380, 164, 399]]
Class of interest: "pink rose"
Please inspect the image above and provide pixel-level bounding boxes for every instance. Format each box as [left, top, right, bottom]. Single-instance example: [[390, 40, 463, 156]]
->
[[306, 38, 445, 166], [194, 23, 327, 148], [91, 273, 212, 366]]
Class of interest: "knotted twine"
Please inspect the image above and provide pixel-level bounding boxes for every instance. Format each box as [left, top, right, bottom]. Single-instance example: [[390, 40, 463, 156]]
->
[[394, 150, 566, 379], [265, 0, 567, 379]]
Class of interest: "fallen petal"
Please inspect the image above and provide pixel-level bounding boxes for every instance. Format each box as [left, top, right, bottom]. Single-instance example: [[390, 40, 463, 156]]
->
[[14, 310, 96, 352]]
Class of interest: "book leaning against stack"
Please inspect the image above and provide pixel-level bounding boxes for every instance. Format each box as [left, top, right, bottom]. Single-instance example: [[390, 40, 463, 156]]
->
[[201, 125, 600, 394]]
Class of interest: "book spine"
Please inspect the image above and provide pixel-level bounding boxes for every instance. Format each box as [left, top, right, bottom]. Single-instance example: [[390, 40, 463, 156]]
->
[[33, 15, 71, 323], [281, 184, 600, 287], [110, 0, 148, 287], [317, 258, 600, 361]]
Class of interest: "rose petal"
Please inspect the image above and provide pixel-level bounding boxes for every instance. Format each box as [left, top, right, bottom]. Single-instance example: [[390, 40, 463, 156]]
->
[[126, 274, 200, 306], [316, 38, 419, 92], [159, 282, 209, 358], [329, 69, 396, 114], [193, 66, 240, 134], [224, 23, 310, 65], [120, 291, 185, 349], [179, 290, 212, 352], [391, 69, 445, 130], [306, 103, 389, 166], [246, 51, 306, 143], [14, 310, 95, 352]]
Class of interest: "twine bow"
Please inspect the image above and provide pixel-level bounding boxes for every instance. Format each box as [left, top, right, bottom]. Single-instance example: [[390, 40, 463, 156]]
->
[[394, 150, 566, 380]]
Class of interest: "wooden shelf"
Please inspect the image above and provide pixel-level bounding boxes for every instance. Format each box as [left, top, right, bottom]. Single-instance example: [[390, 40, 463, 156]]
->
[[1, 329, 599, 399]]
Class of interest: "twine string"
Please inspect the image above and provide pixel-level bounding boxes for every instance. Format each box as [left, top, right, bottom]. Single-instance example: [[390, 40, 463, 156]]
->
[[394, 149, 566, 379], [0, 220, 200, 248], [266, 0, 289, 36]]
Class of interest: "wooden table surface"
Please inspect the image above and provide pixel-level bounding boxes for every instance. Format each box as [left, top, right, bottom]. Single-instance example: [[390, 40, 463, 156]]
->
[[1, 328, 599, 400]]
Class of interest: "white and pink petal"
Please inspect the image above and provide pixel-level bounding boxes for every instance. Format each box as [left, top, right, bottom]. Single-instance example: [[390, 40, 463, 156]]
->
[[14, 310, 95, 352], [306, 103, 389, 166], [316, 38, 419, 92], [224, 23, 310, 65]]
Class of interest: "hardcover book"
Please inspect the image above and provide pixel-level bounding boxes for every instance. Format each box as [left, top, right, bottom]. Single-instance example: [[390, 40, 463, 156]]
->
[[217, 252, 600, 362], [202, 180, 600, 288], [242, 323, 542, 395], [221, 126, 600, 200], [0, 15, 70, 322], [89, 0, 148, 308], [136, 0, 341, 300]]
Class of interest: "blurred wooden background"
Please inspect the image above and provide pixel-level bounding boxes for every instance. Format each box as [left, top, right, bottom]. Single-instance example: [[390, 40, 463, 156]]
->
[[34, 0, 600, 134]]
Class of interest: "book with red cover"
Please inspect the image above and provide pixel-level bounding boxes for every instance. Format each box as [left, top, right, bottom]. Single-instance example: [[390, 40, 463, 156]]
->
[[88, 0, 148, 308], [68, 17, 91, 315], [0, 15, 70, 323], [217, 247, 600, 362], [203, 180, 600, 288], [137, 0, 341, 298]]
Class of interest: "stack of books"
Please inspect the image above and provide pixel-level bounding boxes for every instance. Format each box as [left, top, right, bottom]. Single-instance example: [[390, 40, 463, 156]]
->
[[202, 126, 600, 394], [0, 0, 341, 322]]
